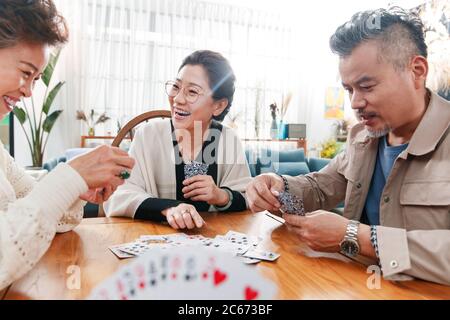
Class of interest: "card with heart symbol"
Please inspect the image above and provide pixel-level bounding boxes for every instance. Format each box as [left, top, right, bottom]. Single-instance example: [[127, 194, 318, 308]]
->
[[88, 247, 277, 300]]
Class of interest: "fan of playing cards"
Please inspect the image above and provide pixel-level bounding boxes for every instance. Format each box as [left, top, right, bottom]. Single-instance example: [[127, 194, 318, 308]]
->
[[109, 231, 280, 264], [89, 247, 277, 300]]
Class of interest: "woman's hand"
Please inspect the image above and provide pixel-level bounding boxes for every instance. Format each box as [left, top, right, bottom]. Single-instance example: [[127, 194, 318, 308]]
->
[[161, 204, 205, 230], [79, 185, 115, 204], [182, 175, 229, 206], [68, 145, 135, 192]]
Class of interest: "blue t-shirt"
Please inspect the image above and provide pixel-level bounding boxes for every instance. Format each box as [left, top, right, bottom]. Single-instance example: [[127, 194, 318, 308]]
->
[[363, 136, 408, 225]]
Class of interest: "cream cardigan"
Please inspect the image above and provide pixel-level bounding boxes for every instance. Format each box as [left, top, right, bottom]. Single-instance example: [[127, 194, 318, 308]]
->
[[0, 142, 88, 290], [104, 119, 252, 217]]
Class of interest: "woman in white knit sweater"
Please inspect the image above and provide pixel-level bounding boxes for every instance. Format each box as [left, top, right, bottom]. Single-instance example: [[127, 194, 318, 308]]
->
[[0, 0, 135, 291], [104, 50, 252, 230]]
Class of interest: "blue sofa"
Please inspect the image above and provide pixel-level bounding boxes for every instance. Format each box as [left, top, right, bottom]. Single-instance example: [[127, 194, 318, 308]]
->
[[245, 148, 331, 177], [245, 147, 344, 212], [43, 156, 66, 172]]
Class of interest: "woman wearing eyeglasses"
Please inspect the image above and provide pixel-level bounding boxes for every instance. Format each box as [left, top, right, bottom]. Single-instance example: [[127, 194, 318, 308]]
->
[[104, 50, 251, 230], [0, 0, 135, 291]]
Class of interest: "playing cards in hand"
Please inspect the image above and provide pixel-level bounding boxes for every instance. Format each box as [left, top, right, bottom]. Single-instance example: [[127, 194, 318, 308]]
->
[[184, 161, 209, 179], [277, 191, 305, 216], [89, 247, 277, 300]]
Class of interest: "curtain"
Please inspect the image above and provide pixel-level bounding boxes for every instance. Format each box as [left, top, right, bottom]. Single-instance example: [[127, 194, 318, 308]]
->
[[53, 0, 298, 143]]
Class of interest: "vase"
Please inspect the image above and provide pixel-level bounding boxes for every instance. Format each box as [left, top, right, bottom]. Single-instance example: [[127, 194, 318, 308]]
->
[[270, 119, 278, 139], [278, 120, 288, 140], [88, 127, 95, 136]]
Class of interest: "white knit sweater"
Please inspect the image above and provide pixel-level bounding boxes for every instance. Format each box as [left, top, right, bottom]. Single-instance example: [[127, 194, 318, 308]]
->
[[0, 142, 88, 290]]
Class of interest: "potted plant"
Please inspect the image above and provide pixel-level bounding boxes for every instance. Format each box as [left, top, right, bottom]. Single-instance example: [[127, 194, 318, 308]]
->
[[12, 49, 65, 168], [76, 109, 110, 136]]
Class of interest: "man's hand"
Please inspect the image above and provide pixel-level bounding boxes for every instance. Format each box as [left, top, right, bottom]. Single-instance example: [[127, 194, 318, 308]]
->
[[246, 173, 284, 213], [284, 210, 376, 258], [283, 210, 348, 252]]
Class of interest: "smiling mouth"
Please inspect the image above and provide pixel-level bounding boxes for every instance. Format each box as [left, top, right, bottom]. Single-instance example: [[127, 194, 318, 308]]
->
[[2, 96, 18, 110], [174, 107, 192, 118]]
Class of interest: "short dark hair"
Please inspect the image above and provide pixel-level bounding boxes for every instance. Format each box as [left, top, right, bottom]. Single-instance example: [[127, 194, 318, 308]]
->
[[330, 7, 427, 69], [179, 50, 236, 122], [0, 0, 68, 49]]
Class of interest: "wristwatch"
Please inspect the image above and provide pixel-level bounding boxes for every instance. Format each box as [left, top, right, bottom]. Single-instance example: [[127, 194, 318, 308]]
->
[[340, 220, 360, 257]]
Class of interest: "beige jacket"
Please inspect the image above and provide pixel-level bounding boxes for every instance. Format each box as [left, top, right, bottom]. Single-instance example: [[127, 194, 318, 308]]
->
[[285, 92, 450, 285]]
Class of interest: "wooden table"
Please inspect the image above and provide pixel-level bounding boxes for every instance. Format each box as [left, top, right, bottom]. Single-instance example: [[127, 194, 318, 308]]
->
[[3, 212, 449, 300]]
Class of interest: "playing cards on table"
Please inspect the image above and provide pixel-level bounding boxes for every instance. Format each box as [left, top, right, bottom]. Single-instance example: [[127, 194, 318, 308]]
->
[[109, 230, 279, 265], [90, 247, 277, 300]]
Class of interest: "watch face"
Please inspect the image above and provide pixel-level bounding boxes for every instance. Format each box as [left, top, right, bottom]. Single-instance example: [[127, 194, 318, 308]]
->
[[341, 239, 359, 257]]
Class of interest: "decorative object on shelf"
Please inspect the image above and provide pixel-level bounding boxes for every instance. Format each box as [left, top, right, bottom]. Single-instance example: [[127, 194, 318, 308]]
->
[[278, 122, 288, 140], [278, 92, 293, 139], [324, 86, 345, 119], [76, 109, 110, 136], [286, 123, 307, 139], [12, 48, 65, 168], [269, 102, 278, 139]]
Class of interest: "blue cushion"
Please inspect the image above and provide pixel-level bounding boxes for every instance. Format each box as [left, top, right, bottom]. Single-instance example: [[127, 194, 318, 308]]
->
[[307, 157, 331, 172], [43, 156, 68, 172], [276, 149, 306, 162], [43, 158, 58, 172], [260, 162, 310, 176], [245, 149, 258, 177]]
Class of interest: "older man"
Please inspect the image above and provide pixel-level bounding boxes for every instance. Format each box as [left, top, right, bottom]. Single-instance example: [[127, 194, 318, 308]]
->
[[246, 7, 450, 285]]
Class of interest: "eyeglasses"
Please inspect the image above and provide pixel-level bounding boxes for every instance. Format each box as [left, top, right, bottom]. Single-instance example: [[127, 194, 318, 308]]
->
[[165, 80, 205, 104]]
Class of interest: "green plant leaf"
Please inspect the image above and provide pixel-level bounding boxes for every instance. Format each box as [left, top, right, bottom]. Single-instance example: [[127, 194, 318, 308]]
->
[[42, 110, 63, 133], [12, 107, 27, 124], [43, 81, 65, 115], [42, 49, 61, 87]]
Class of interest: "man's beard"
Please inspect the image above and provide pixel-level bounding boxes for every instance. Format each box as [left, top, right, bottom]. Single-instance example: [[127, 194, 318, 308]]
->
[[366, 125, 391, 138]]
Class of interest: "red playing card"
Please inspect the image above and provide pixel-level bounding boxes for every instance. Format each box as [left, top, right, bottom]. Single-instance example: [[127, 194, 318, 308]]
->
[[245, 286, 259, 300], [213, 269, 227, 286]]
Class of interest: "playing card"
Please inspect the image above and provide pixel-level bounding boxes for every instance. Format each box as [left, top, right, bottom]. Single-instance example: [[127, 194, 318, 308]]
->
[[89, 247, 277, 300], [184, 161, 209, 179], [238, 256, 262, 264], [139, 235, 169, 241], [277, 191, 305, 216], [116, 241, 151, 256], [243, 249, 280, 262], [225, 230, 262, 248], [108, 244, 136, 259], [208, 236, 250, 256], [264, 211, 286, 224]]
